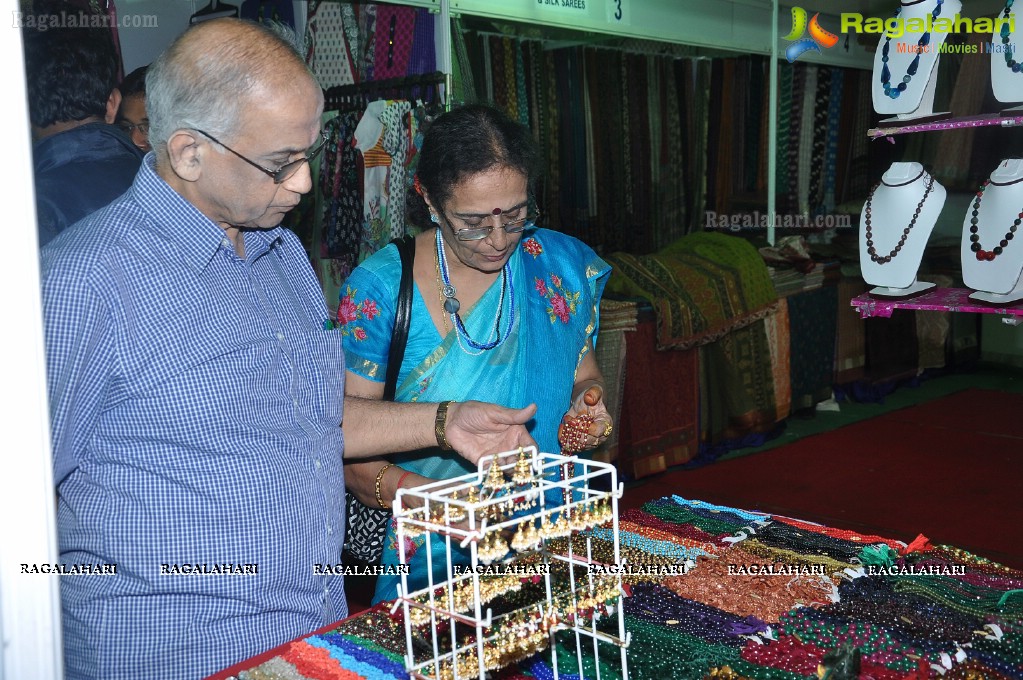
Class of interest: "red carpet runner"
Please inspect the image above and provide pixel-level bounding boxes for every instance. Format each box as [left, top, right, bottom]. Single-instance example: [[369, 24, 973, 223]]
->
[[623, 387, 1023, 568]]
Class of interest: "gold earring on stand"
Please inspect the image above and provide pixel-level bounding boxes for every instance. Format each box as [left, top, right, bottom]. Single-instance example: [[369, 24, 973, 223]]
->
[[512, 447, 533, 484], [484, 457, 506, 490], [447, 490, 466, 523]]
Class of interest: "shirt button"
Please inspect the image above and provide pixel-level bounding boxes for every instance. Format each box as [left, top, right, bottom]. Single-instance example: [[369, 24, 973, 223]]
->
[[315, 459, 322, 469], [276, 332, 285, 341], [292, 398, 299, 407], [221, 238, 230, 247], [327, 525, 333, 535]]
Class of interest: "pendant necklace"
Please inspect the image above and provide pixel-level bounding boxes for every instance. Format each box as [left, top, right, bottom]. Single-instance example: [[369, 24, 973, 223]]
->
[[969, 176, 1023, 261], [880, 0, 944, 99], [434, 228, 515, 354], [863, 171, 935, 264], [1000, 0, 1021, 72]]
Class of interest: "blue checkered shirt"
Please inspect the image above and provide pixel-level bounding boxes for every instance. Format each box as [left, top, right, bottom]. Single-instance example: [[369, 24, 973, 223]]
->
[[41, 156, 348, 679]]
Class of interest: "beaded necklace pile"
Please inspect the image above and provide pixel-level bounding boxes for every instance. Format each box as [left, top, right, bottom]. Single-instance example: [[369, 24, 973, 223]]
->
[[434, 228, 515, 355], [863, 172, 936, 264], [880, 0, 944, 99]]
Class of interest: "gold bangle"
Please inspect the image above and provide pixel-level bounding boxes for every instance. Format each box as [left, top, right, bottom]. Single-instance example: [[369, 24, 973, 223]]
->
[[375, 463, 395, 510], [435, 400, 453, 450]]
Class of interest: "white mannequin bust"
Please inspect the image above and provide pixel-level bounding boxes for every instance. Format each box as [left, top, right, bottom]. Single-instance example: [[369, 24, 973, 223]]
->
[[991, 10, 1023, 105], [860, 162, 946, 295], [872, 0, 962, 118], [961, 159, 1023, 303]]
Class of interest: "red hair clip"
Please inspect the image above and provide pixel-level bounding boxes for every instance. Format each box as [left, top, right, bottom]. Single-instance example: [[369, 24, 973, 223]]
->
[[413, 175, 424, 196]]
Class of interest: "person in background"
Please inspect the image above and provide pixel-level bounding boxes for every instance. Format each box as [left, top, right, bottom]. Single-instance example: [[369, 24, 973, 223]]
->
[[339, 104, 614, 605], [40, 19, 535, 680], [115, 65, 150, 153], [23, 27, 144, 247]]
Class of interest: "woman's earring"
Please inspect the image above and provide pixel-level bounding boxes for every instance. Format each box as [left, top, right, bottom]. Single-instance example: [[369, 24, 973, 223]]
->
[[430, 212, 440, 224]]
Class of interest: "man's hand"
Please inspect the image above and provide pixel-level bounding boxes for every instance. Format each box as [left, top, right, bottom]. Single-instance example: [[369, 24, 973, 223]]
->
[[445, 401, 538, 466]]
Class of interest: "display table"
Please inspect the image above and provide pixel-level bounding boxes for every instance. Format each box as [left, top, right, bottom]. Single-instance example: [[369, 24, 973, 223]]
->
[[214, 497, 1023, 680]]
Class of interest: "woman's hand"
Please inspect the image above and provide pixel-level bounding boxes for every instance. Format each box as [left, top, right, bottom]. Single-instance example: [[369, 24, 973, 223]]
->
[[558, 381, 613, 453]]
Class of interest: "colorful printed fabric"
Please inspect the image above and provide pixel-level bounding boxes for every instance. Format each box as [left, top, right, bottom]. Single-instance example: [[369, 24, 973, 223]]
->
[[371, 4, 415, 79], [339, 229, 609, 603], [304, 1, 358, 89], [354, 100, 411, 259]]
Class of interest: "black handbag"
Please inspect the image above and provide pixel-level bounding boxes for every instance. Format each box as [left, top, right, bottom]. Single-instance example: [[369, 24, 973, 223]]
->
[[342, 234, 416, 569]]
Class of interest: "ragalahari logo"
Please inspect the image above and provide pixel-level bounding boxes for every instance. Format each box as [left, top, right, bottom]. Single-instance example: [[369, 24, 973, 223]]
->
[[784, 7, 840, 62]]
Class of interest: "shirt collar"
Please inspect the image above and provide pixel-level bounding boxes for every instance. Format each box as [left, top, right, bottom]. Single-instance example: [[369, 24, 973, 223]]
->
[[130, 155, 283, 274]]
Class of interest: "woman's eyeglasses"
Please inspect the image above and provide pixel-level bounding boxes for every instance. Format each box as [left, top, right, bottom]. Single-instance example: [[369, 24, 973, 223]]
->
[[448, 209, 540, 241]]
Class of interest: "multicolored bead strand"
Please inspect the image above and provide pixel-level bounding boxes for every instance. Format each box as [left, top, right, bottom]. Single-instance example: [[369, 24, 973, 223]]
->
[[771, 515, 905, 551]]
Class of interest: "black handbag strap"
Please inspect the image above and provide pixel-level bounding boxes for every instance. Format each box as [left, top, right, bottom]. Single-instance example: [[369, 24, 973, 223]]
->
[[384, 234, 416, 401]]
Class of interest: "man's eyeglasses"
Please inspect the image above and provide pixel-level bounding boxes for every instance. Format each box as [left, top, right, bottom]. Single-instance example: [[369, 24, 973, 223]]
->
[[118, 120, 149, 137], [448, 208, 540, 241], [194, 129, 329, 184]]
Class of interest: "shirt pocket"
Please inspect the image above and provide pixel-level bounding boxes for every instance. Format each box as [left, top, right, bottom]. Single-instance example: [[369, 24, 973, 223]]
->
[[297, 327, 347, 426]]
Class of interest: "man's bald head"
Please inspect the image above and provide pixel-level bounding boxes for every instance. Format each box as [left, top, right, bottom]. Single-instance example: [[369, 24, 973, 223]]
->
[[146, 18, 318, 159]]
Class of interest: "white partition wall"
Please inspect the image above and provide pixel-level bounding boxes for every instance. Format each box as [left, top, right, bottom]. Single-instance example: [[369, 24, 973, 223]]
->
[[1, 2, 63, 678]]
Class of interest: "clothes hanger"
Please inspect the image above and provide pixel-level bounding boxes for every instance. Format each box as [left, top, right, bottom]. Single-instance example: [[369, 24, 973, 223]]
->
[[189, 0, 240, 25]]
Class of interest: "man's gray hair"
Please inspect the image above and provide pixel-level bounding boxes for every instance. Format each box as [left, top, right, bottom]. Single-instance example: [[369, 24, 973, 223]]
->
[[146, 19, 312, 155]]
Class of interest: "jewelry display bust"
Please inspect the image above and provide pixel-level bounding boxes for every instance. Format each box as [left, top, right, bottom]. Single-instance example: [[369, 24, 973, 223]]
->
[[991, 1, 1023, 105], [871, 0, 962, 119], [961, 158, 1023, 303], [860, 162, 946, 296]]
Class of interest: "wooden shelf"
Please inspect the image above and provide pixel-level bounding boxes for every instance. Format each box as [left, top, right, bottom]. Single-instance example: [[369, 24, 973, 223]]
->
[[851, 288, 1023, 325]]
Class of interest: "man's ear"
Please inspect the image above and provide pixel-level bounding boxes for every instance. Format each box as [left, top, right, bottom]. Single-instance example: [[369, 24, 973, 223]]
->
[[105, 88, 123, 124], [164, 130, 204, 183]]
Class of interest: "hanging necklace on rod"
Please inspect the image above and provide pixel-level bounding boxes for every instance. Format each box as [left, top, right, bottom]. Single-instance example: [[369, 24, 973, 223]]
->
[[969, 179, 1022, 261], [1000, 0, 1022, 73], [863, 173, 936, 264], [434, 228, 515, 354], [880, 0, 945, 99]]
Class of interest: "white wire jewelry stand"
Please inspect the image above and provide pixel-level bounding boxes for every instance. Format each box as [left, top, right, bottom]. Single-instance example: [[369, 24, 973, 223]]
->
[[391, 447, 630, 680]]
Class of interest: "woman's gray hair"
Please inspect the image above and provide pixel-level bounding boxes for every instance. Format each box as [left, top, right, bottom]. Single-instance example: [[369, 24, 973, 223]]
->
[[146, 19, 312, 155]]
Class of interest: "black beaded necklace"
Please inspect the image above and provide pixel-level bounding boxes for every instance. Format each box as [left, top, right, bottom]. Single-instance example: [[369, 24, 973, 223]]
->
[[864, 172, 936, 264], [969, 176, 1023, 261]]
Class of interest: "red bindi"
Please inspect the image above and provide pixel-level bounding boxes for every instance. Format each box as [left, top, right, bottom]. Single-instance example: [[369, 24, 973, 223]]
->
[[491, 208, 502, 215]]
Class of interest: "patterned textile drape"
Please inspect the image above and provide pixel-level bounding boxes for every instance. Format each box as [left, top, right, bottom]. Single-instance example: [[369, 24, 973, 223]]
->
[[457, 31, 871, 255], [770, 62, 877, 219], [456, 34, 716, 254], [286, 2, 441, 316]]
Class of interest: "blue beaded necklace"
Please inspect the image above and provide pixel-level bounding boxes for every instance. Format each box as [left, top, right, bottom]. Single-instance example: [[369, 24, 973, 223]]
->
[[435, 227, 515, 354], [1001, 0, 1022, 72], [880, 0, 944, 99]]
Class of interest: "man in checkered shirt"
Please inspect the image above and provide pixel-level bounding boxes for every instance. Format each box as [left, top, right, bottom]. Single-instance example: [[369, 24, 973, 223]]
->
[[40, 18, 536, 680]]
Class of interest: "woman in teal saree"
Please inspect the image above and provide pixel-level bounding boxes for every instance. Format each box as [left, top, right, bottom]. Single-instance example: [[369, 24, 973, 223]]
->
[[338, 105, 612, 604]]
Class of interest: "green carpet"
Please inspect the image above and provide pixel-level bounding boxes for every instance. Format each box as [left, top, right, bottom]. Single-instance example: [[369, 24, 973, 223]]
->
[[719, 362, 1023, 461]]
